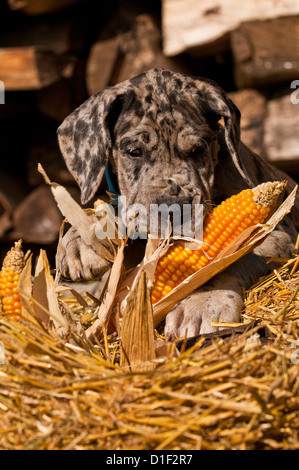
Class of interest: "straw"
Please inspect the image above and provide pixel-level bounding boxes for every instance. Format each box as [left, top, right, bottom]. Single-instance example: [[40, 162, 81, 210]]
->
[[0, 250, 299, 449]]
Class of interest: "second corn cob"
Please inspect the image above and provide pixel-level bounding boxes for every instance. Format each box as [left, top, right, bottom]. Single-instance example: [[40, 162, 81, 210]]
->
[[152, 181, 286, 304], [0, 240, 24, 320]]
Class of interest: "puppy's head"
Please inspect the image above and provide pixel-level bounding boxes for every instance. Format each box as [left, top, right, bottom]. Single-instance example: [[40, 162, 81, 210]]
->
[[58, 69, 250, 232]]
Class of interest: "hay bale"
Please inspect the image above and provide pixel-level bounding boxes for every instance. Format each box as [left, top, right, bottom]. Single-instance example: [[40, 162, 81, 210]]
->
[[0, 252, 299, 449]]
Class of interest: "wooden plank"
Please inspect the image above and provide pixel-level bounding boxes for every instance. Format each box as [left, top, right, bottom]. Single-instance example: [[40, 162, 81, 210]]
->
[[11, 186, 63, 244], [0, 17, 75, 55], [36, 58, 86, 122], [0, 190, 12, 238], [228, 89, 266, 157], [86, 36, 121, 96], [27, 140, 76, 187], [7, 0, 84, 15], [231, 17, 299, 88], [0, 48, 40, 90], [162, 0, 299, 57], [263, 89, 299, 172], [0, 47, 72, 91], [117, 14, 190, 84], [0, 170, 32, 239], [86, 14, 190, 94]]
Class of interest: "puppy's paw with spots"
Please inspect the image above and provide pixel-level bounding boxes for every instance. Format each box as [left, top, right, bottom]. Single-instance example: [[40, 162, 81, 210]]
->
[[164, 278, 243, 341], [56, 226, 111, 281]]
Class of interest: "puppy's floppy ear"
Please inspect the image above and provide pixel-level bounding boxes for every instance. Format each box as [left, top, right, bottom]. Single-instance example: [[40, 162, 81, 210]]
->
[[194, 77, 253, 187], [57, 84, 131, 204]]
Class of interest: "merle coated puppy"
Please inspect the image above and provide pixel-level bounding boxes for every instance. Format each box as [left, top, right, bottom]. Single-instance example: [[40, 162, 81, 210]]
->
[[56, 69, 299, 340]]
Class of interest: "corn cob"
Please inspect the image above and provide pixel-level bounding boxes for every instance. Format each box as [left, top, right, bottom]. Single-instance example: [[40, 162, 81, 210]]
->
[[152, 181, 286, 304], [0, 240, 24, 320]]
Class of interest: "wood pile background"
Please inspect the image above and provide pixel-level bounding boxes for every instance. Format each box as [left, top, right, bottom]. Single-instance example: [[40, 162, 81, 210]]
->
[[0, 0, 299, 264]]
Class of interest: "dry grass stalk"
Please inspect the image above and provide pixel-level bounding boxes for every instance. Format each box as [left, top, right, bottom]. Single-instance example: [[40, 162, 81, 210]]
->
[[85, 243, 125, 342], [0, 290, 298, 449], [32, 249, 68, 333], [243, 254, 299, 325], [0, 249, 298, 450]]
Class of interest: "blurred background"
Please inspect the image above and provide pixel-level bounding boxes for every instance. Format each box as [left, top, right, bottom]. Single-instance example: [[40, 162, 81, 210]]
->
[[0, 0, 299, 266]]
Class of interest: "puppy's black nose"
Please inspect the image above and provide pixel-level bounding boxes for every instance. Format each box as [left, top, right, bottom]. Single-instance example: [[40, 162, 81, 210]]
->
[[155, 194, 193, 207], [168, 179, 181, 196]]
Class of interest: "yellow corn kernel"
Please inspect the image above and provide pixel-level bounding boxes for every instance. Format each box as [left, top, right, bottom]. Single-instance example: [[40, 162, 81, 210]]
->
[[0, 240, 24, 320], [151, 181, 286, 304]]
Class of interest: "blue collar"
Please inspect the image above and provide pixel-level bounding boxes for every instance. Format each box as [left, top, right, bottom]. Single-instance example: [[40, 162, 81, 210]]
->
[[105, 164, 119, 203]]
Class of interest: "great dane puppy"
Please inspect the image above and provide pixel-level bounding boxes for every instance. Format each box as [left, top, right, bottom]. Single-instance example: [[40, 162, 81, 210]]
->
[[56, 68, 299, 340]]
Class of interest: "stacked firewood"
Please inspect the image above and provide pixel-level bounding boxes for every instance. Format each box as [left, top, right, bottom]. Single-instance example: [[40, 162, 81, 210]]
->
[[0, 0, 299, 255]]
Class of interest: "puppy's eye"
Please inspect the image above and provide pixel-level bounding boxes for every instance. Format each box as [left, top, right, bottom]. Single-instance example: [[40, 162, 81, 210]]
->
[[190, 146, 203, 156], [128, 148, 142, 158]]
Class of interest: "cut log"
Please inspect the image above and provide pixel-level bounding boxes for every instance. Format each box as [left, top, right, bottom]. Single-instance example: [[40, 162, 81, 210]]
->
[[263, 89, 299, 173], [11, 186, 63, 244], [86, 36, 121, 95], [162, 0, 299, 57], [228, 89, 266, 157], [35, 76, 76, 122], [86, 13, 190, 95], [0, 191, 12, 238], [231, 17, 299, 88], [0, 170, 29, 211], [7, 0, 84, 15], [0, 47, 74, 91], [0, 17, 76, 55], [27, 139, 76, 187], [85, 2, 131, 94], [117, 14, 190, 84], [0, 170, 32, 239], [36, 59, 87, 122]]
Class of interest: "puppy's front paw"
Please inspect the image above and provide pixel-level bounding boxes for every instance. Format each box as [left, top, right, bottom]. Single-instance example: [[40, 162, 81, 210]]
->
[[56, 226, 111, 281], [164, 282, 243, 341]]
